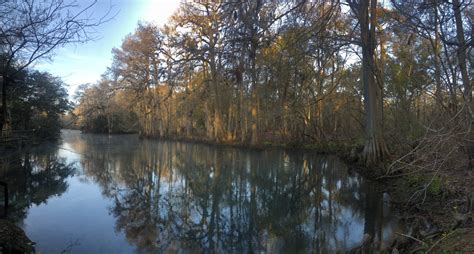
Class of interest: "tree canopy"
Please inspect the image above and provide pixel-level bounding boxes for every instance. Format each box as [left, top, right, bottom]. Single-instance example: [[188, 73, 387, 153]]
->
[[73, 0, 472, 168]]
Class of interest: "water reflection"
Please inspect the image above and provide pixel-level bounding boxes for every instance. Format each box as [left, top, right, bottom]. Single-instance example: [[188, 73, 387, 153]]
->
[[61, 130, 400, 253], [0, 131, 401, 252], [0, 144, 76, 223]]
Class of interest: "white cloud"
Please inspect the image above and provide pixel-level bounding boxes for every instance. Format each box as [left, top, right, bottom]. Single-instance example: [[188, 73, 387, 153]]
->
[[143, 0, 180, 25]]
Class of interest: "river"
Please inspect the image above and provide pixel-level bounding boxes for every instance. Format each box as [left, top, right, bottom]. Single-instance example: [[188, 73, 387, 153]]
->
[[0, 129, 403, 253]]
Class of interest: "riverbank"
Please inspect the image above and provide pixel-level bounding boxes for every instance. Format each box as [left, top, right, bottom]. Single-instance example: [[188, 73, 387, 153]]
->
[[352, 157, 474, 253]]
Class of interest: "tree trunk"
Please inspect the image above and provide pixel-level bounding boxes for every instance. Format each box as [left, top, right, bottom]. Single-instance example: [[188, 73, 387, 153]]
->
[[433, 4, 443, 108], [0, 77, 6, 133], [250, 41, 259, 146], [240, 86, 247, 143], [358, 0, 388, 166], [205, 101, 214, 140], [213, 107, 223, 141], [453, 0, 473, 169], [1, 77, 11, 137], [186, 108, 192, 138], [227, 105, 234, 141], [283, 98, 289, 139], [250, 87, 259, 146]]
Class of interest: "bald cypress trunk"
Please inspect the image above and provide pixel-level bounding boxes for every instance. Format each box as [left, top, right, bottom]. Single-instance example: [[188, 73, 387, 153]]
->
[[353, 0, 388, 166]]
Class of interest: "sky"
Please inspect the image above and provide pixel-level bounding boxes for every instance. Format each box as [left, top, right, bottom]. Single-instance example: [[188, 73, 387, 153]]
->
[[35, 0, 181, 97]]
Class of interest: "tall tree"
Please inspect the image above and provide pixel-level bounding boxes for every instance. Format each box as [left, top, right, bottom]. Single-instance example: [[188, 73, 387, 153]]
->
[[111, 23, 164, 137], [347, 0, 388, 165], [171, 1, 228, 141]]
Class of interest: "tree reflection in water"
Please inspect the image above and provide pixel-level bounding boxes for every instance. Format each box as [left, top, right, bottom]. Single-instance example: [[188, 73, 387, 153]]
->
[[66, 133, 401, 253], [0, 145, 76, 223]]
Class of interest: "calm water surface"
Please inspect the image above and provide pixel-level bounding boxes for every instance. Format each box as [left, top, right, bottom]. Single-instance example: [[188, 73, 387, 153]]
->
[[1, 130, 402, 253]]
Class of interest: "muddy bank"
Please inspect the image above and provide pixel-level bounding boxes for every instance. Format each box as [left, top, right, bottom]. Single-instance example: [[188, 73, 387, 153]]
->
[[353, 163, 474, 253]]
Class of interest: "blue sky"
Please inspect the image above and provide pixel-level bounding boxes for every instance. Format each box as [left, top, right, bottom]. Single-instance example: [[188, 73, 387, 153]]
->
[[35, 0, 180, 96]]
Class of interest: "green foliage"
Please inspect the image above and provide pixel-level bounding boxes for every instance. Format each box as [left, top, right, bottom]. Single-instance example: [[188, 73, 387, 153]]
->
[[407, 174, 443, 196], [427, 176, 442, 196], [9, 70, 70, 139], [86, 115, 109, 133], [407, 174, 424, 187]]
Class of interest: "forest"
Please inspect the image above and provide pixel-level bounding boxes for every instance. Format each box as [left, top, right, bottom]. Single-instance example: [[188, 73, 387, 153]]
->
[[70, 0, 472, 166], [0, 0, 473, 253]]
